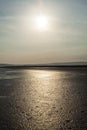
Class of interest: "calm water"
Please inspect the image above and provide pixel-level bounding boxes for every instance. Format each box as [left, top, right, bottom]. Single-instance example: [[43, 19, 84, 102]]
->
[[0, 68, 87, 130]]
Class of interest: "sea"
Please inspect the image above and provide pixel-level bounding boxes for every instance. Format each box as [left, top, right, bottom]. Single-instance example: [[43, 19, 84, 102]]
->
[[0, 67, 87, 130]]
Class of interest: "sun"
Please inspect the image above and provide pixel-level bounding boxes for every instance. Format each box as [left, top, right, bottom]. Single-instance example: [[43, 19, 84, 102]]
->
[[35, 15, 48, 30]]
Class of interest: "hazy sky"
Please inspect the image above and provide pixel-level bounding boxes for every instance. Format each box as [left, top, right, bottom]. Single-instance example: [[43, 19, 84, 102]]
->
[[0, 0, 87, 64]]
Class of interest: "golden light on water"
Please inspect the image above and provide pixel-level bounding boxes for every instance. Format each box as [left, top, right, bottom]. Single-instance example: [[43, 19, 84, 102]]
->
[[5, 69, 83, 130], [21, 70, 64, 129]]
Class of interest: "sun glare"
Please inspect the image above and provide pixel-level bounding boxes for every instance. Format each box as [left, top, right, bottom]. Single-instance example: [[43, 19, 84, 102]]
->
[[35, 15, 48, 30]]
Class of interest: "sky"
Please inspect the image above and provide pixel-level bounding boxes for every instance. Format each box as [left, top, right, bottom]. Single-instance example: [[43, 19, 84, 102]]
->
[[0, 0, 87, 64]]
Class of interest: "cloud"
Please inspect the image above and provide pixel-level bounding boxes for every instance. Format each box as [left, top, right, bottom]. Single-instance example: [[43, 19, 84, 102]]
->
[[0, 16, 15, 20]]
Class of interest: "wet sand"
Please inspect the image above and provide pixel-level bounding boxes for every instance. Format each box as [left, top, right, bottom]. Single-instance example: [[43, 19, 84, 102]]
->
[[0, 67, 87, 130]]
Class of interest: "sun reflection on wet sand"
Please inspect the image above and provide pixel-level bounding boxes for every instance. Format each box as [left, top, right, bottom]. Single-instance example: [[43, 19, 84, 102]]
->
[[19, 70, 65, 129], [2, 69, 86, 130]]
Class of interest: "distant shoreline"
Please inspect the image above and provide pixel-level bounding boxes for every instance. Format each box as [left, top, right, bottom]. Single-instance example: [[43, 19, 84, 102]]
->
[[0, 65, 87, 71]]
